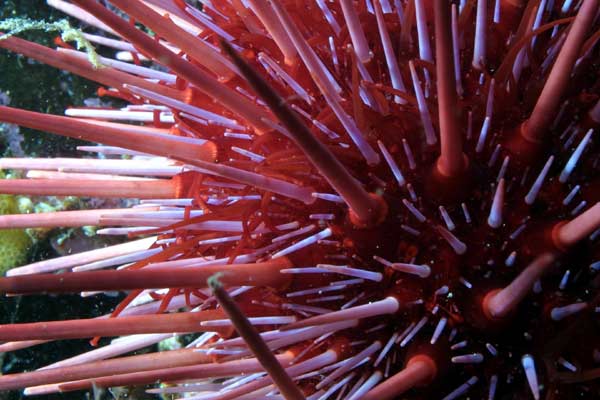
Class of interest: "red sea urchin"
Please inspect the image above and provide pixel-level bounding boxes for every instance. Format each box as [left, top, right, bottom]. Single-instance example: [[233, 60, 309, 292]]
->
[[0, 0, 599, 398]]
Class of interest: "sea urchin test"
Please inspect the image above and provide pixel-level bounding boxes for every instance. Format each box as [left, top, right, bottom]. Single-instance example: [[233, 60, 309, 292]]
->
[[0, 0, 599, 399]]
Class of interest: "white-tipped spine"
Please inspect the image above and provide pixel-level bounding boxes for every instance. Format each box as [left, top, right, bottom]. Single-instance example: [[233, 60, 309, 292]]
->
[[488, 179, 505, 228], [522, 354, 541, 400]]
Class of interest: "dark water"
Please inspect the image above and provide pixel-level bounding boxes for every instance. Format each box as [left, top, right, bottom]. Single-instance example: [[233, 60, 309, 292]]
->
[[0, 2, 122, 399]]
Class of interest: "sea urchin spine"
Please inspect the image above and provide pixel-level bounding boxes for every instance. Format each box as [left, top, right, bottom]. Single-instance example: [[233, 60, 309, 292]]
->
[[0, 1, 599, 399]]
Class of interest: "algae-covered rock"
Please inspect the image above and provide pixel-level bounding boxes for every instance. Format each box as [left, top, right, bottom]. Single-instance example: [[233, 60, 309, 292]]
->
[[0, 192, 32, 275]]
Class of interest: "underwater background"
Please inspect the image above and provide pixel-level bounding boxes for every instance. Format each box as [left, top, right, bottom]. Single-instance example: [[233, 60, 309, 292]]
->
[[0, 2, 129, 399]]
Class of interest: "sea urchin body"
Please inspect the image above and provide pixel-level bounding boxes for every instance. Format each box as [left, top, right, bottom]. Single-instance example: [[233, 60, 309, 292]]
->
[[0, 0, 600, 399]]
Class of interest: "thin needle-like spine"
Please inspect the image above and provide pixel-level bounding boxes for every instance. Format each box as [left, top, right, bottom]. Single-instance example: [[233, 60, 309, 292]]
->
[[70, 0, 273, 132], [208, 275, 305, 400], [409, 61, 437, 145], [221, 40, 384, 226], [488, 179, 505, 228], [521, 355, 541, 400], [559, 129, 593, 182], [414, 0, 433, 62], [472, 0, 487, 69], [451, 4, 464, 96], [247, 0, 298, 65], [340, 0, 372, 62], [269, 0, 380, 165], [524, 156, 554, 205], [107, 0, 237, 79], [374, 0, 407, 104]]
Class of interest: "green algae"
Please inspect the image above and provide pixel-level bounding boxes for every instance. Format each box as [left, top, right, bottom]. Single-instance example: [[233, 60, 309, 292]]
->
[[0, 5, 122, 399], [0, 187, 32, 275], [0, 18, 101, 68]]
